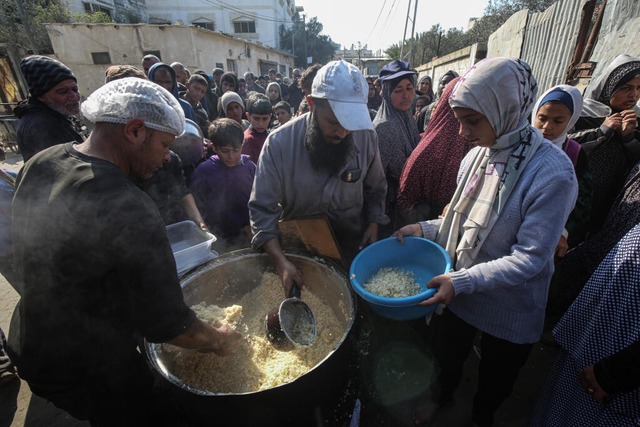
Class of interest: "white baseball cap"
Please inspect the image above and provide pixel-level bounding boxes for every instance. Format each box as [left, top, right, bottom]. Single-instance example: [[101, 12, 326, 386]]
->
[[311, 60, 373, 131]]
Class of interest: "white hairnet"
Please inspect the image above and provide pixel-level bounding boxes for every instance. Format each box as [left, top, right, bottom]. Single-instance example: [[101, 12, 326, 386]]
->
[[81, 77, 185, 136]]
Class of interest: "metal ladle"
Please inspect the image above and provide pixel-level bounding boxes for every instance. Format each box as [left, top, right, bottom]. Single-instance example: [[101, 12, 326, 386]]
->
[[265, 284, 317, 350]]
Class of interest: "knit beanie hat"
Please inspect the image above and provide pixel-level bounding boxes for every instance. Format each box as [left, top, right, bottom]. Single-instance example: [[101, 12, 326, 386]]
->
[[20, 55, 77, 98], [221, 91, 244, 114]]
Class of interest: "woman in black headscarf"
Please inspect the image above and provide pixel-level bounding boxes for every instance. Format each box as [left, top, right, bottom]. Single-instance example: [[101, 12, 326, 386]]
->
[[569, 54, 640, 236], [550, 55, 640, 327]]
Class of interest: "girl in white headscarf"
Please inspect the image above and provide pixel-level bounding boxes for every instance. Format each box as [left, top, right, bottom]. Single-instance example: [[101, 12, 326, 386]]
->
[[569, 54, 640, 236], [532, 85, 592, 253], [395, 58, 578, 427], [531, 85, 593, 336]]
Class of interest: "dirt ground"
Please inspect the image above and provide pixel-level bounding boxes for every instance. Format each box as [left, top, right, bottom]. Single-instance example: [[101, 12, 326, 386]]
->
[[0, 150, 559, 427]]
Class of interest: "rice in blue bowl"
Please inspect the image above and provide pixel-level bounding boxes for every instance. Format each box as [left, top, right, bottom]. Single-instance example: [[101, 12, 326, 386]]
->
[[349, 237, 452, 320]]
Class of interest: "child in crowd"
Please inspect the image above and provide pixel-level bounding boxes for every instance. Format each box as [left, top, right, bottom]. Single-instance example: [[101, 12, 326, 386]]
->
[[189, 118, 256, 248], [237, 77, 247, 101], [531, 85, 593, 336], [221, 91, 250, 130], [396, 58, 577, 427], [257, 75, 267, 89], [532, 85, 592, 254], [272, 101, 292, 129], [242, 92, 272, 164], [267, 82, 283, 106], [183, 74, 211, 138]]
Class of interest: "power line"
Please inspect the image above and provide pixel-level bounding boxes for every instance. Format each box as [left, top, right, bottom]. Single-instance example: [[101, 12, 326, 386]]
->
[[363, 0, 389, 46], [196, 0, 296, 24], [371, 0, 400, 50]]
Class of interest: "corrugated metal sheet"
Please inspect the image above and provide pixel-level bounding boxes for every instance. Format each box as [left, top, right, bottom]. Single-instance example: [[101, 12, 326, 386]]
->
[[487, 0, 588, 92], [521, 0, 589, 93], [487, 9, 528, 58], [421, 0, 640, 94], [589, 0, 640, 79]]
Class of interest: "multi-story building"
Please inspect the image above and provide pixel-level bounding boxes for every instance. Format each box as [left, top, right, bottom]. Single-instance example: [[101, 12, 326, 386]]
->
[[144, 0, 297, 50], [66, 0, 149, 24], [64, 0, 297, 51]]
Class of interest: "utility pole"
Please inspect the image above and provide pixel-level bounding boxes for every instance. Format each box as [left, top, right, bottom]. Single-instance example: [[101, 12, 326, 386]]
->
[[302, 13, 308, 65], [400, 0, 419, 63], [294, 6, 304, 68], [409, 0, 418, 65]]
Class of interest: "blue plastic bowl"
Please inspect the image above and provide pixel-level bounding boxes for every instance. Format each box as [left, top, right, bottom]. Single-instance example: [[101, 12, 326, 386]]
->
[[349, 237, 452, 320]]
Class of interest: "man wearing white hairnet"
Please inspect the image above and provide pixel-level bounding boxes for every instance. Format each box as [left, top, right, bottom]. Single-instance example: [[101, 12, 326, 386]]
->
[[7, 78, 241, 425]]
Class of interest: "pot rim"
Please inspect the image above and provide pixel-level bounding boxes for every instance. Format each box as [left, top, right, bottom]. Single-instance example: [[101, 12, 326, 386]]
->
[[144, 249, 356, 396]]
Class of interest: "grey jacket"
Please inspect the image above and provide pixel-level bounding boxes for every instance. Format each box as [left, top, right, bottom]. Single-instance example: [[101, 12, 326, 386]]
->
[[249, 113, 388, 252]]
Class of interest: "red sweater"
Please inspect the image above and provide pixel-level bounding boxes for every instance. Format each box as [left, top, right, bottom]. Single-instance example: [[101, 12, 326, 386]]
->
[[242, 127, 268, 164]]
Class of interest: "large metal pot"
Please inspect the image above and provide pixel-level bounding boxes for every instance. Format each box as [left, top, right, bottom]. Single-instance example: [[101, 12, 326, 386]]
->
[[145, 249, 357, 426]]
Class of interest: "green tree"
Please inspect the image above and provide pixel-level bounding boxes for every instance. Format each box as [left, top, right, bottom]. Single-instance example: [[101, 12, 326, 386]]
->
[[386, 0, 557, 63], [0, 0, 111, 53], [280, 14, 337, 67], [466, 0, 557, 44], [386, 24, 468, 64]]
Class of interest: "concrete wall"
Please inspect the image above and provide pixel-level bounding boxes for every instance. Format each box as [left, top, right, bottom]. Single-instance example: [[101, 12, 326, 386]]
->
[[415, 43, 487, 89], [45, 23, 294, 99], [487, 10, 528, 59]]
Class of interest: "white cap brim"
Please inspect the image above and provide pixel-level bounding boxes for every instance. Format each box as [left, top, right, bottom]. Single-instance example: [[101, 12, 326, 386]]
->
[[328, 99, 374, 131]]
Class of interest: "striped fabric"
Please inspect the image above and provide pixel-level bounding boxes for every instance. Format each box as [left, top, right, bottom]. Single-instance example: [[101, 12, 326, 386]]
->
[[19, 55, 76, 98]]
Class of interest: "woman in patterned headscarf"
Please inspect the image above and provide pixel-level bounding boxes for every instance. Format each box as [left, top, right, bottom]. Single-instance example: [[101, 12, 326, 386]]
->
[[416, 75, 434, 104], [395, 58, 578, 427], [569, 54, 640, 237], [373, 60, 421, 235]]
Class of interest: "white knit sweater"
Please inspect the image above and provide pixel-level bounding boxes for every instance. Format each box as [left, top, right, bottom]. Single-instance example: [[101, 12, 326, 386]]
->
[[421, 141, 578, 344]]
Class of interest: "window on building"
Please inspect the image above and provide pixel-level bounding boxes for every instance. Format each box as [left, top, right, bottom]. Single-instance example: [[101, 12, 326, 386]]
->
[[192, 18, 215, 32], [226, 59, 237, 73], [194, 22, 215, 31], [82, 2, 112, 18], [91, 52, 111, 65], [233, 21, 256, 34]]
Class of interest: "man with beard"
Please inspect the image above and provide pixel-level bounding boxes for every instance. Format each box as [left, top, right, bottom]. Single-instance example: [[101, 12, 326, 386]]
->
[[7, 78, 241, 425], [249, 60, 388, 295], [15, 55, 86, 163]]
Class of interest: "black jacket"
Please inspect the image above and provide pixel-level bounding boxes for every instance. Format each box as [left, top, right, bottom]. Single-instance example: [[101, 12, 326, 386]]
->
[[14, 98, 85, 163]]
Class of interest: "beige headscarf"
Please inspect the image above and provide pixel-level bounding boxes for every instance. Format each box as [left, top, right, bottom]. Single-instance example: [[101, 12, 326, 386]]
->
[[437, 57, 543, 269]]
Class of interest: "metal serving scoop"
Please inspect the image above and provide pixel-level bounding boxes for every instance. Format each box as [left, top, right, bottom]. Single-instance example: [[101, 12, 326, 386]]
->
[[265, 284, 317, 350]]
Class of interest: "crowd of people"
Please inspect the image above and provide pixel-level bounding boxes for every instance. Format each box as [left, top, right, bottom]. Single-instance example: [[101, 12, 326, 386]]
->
[[0, 50, 638, 427]]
